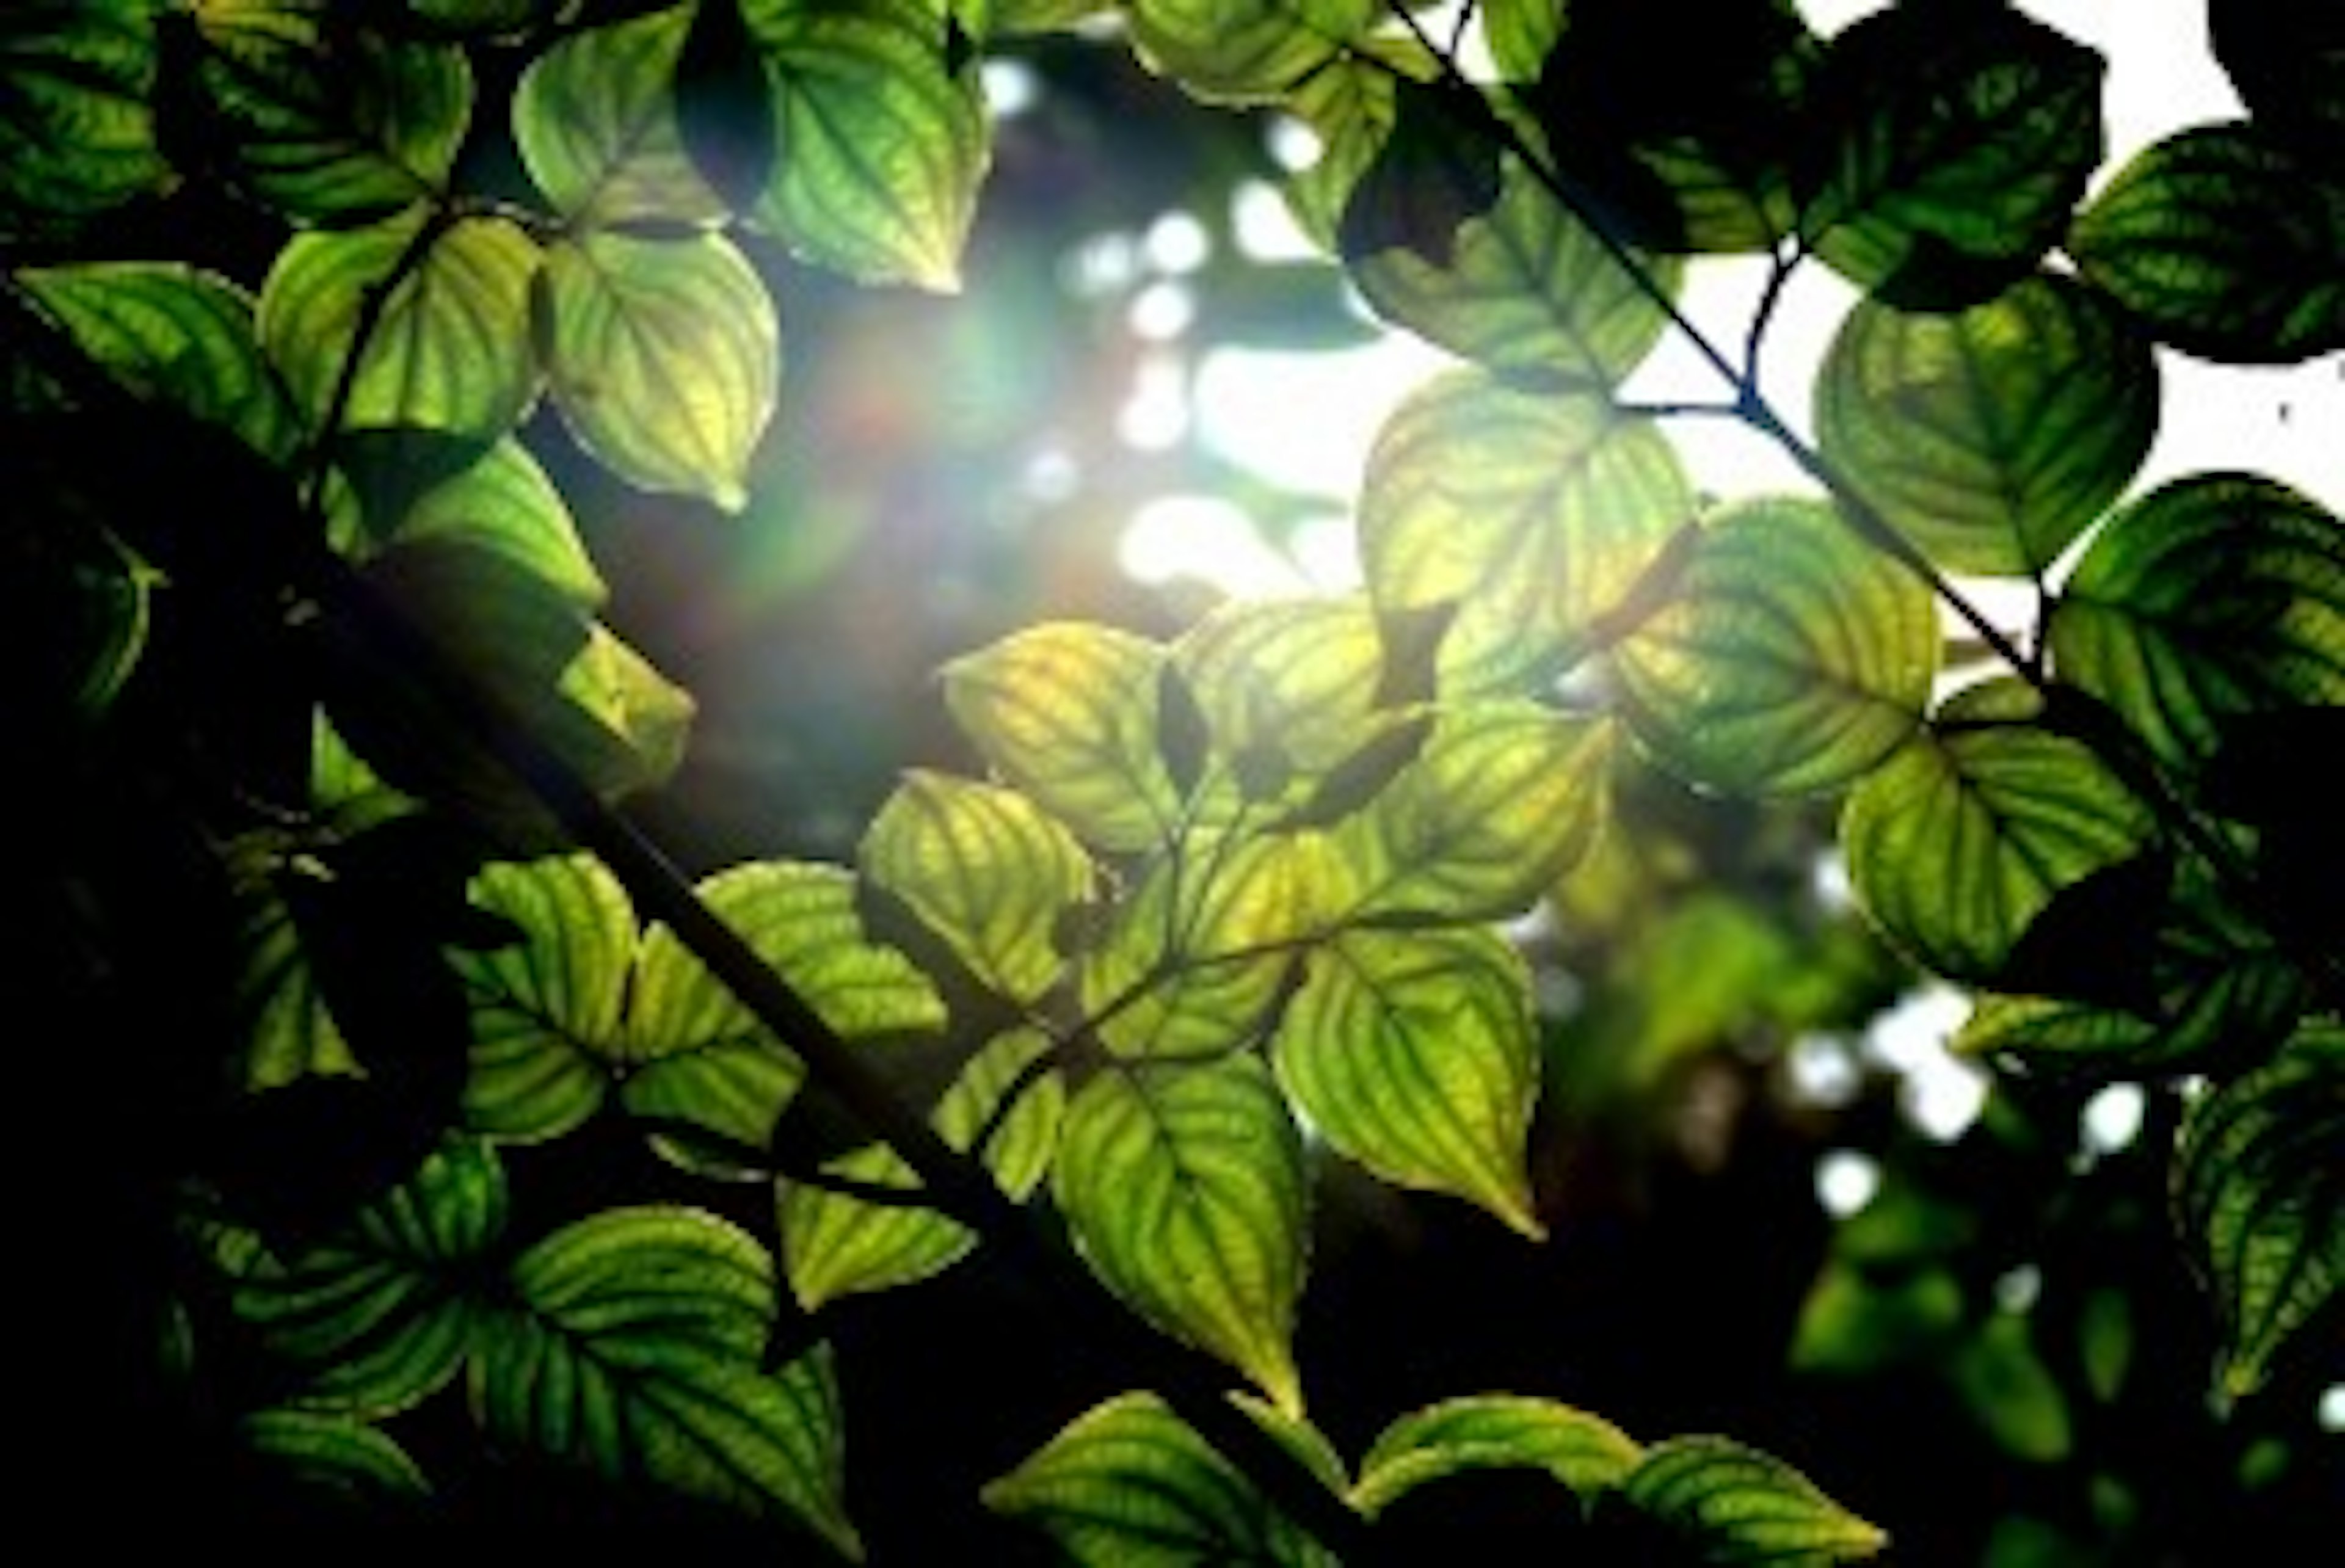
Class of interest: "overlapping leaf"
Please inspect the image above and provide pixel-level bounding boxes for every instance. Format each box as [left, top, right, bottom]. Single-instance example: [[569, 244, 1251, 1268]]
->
[[239, 1409, 432, 1501], [1815, 274, 2159, 577], [1361, 369, 1692, 696], [2068, 122, 2345, 363], [1615, 497, 1938, 794], [983, 1392, 1340, 1565], [2175, 1028, 2345, 1400], [1053, 1056, 1310, 1411], [261, 209, 541, 438], [347, 437, 602, 607], [1351, 1395, 1643, 1517], [1123, 0, 1377, 106], [1840, 679, 2158, 984], [231, 1138, 507, 1417], [2048, 474, 2345, 768], [471, 1207, 858, 1556], [777, 1028, 1063, 1310], [512, 2, 727, 228], [742, 0, 989, 289], [0, 2, 168, 236], [942, 622, 1184, 852], [1273, 927, 1543, 1235], [534, 229, 777, 510], [1623, 1436, 1888, 1564], [1172, 595, 1386, 776], [1279, 35, 1437, 253]]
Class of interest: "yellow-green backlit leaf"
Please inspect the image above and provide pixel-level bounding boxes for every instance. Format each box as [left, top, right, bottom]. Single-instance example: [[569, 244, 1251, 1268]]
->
[[1274, 927, 1544, 1235], [0, 2, 169, 236], [942, 622, 1183, 852], [860, 770, 1093, 1004], [364, 437, 603, 607], [2176, 1028, 2345, 1401], [1124, 0, 1378, 106], [1362, 369, 1692, 697], [512, 2, 727, 228], [1351, 1395, 1643, 1517], [983, 1392, 1340, 1565], [743, 0, 988, 290], [261, 210, 541, 439], [536, 229, 777, 511], [1624, 1436, 1888, 1564], [1815, 275, 2159, 577], [1615, 496, 1938, 795], [1172, 595, 1386, 774], [1054, 1056, 1309, 1411]]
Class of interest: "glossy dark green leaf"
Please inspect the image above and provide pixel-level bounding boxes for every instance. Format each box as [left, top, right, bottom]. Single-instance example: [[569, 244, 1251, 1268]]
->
[[187, 1, 471, 223], [1841, 678, 2158, 984], [675, 0, 777, 212], [2068, 122, 2345, 363], [860, 770, 1093, 1004], [1615, 496, 1939, 794], [1350, 153, 1683, 388], [261, 209, 542, 438], [1361, 369, 1692, 696], [742, 0, 989, 290], [231, 1138, 507, 1417], [942, 622, 1185, 852], [1332, 703, 1610, 922], [1816, 274, 2160, 577], [1054, 1056, 1310, 1412], [1351, 1395, 1643, 1517], [1274, 927, 1543, 1235], [2175, 1028, 2345, 1401], [777, 1028, 1063, 1309], [0, 2, 168, 236], [2048, 474, 2345, 768], [1623, 1436, 1888, 1564], [2209, 1, 2345, 158], [983, 1391, 1341, 1565], [453, 854, 635, 1143], [1123, 0, 1376, 106], [1798, 0, 2103, 308], [472, 1207, 858, 1556], [14, 262, 299, 460], [512, 2, 728, 228], [535, 229, 778, 510], [239, 1409, 432, 1501]]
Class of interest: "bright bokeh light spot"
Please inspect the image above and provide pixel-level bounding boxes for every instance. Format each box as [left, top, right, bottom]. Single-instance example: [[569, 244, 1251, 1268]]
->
[[1289, 514, 1362, 591], [2320, 1385, 2345, 1433], [1144, 210, 1212, 275], [1116, 352, 1190, 449], [1193, 339, 1449, 497], [1128, 278, 1196, 341], [1864, 985, 1990, 1141], [1816, 1149, 1881, 1217], [1788, 1033, 1864, 1108], [2082, 1083, 2148, 1156], [1264, 115, 1321, 173], [1811, 849, 1855, 913], [1995, 1263, 2043, 1313], [1231, 178, 1320, 263], [1061, 232, 1139, 298], [1019, 443, 1080, 504], [1120, 495, 1317, 598], [980, 59, 1039, 117]]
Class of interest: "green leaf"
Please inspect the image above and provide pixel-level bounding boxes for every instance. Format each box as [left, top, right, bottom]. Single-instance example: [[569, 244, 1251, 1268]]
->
[[1798, 0, 2103, 308], [1123, 0, 1377, 106], [239, 1409, 432, 1501], [187, 1, 471, 223], [261, 209, 542, 439], [1337, 77, 1502, 270], [472, 1207, 859, 1556], [1623, 1436, 1888, 1564], [1815, 274, 2159, 578], [942, 622, 1184, 853], [534, 228, 777, 511], [1840, 679, 2158, 984], [984, 1391, 1341, 1565], [231, 1139, 507, 1417], [14, 262, 299, 460], [1333, 703, 1610, 921], [1274, 927, 1544, 1235], [0, 2, 168, 237], [626, 862, 944, 1158], [778, 1028, 1063, 1310], [454, 854, 635, 1143], [1351, 1395, 1643, 1517], [2048, 474, 2345, 768], [1350, 153, 1683, 387], [2068, 121, 2345, 363], [2175, 1028, 2345, 1401], [860, 770, 1093, 1004], [1054, 1056, 1309, 1412], [1279, 35, 1438, 253], [1361, 369, 1692, 697], [350, 437, 603, 607], [1172, 595, 1386, 776], [233, 843, 361, 1091], [512, 2, 728, 228], [743, 0, 989, 290], [1951, 1310, 2071, 1464], [1614, 496, 1940, 793]]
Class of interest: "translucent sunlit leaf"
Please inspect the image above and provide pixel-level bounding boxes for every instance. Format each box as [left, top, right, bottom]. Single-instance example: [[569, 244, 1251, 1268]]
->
[[1361, 369, 1692, 697], [1623, 1436, 1888, 1564], [1172, 595, 1386, 775], [1351, 1395, 1643, 1517], [1614, 496, 1939, 793], [512, 2, 727, 228], [1274, 927, 1544, 1235], [1124, 0, 1378, 106], [472, 1207, 858, 1556], [1054, 1056, 1309, 1412], [351, 437, 602, 606], [1816, 274, 2159, 578]]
